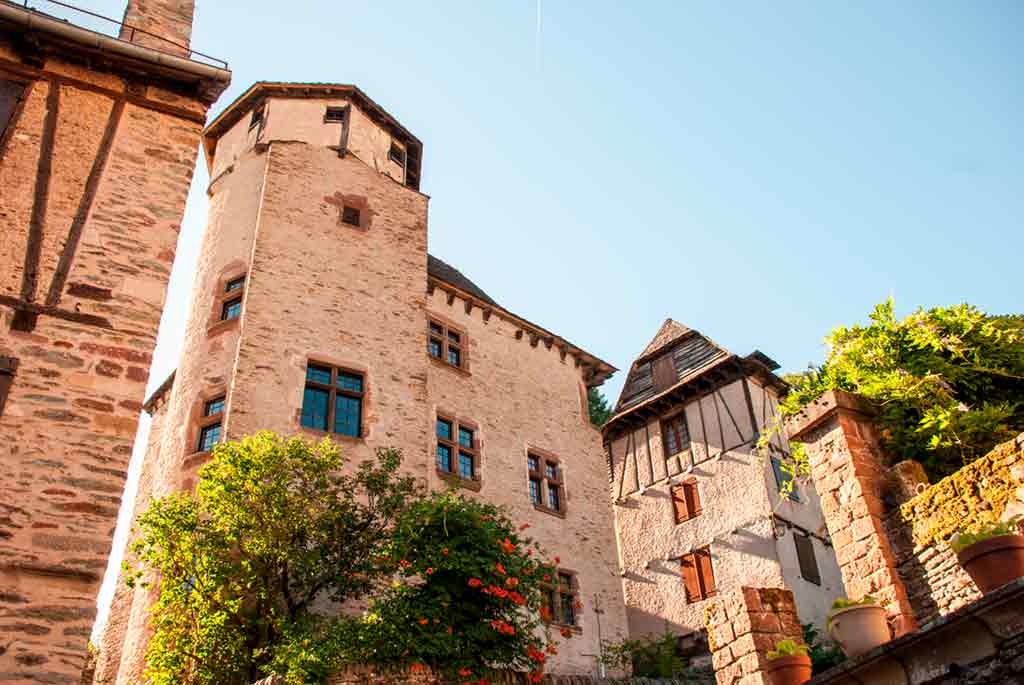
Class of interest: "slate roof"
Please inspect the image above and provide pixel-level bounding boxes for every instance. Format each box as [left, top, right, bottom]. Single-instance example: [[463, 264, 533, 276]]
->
[[427, 254, 496, 306]]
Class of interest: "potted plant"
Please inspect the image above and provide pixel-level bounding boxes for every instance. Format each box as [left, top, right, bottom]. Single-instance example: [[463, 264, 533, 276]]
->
[[765, 639, 812, 685], [827, 596, 889, 658], [951, 516, 1024, 594]]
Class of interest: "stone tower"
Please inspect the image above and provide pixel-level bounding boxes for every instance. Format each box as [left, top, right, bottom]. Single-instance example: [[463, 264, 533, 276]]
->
[[0, 1, 229, 682], [97, 82, 628, 681]]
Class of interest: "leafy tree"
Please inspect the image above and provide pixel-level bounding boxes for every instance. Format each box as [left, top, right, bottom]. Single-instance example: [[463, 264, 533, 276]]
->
[[588, 387, 614, 427], [600, 623, 711, 679], [772, 300, 1024, 480], [125, 433, 421, 685], [346, 491, 561, 684]]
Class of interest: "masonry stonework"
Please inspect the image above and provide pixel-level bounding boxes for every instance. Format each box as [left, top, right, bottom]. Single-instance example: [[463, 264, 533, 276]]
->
[[96, 82, 628, 682], [0, 3, 228, 682]]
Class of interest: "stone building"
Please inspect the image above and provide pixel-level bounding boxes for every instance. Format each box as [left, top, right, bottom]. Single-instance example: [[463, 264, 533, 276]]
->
[[94, 81, 630, 682], [0, 1, 228, 683], [603, 320, 842, 655]]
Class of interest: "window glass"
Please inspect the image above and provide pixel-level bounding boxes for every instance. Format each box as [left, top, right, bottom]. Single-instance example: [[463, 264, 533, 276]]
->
[[301, 387, 329, 430], [221, 297, 242, 321], [437, 443, 452, 472], [447, 347, 461, 367], [458, 427, 473, 448], [547, 484, 561, 511], [529, 478, 542, 505], [198, 423, 221, 452], [458, 452, 474, 478], [306, 364, 332, 385], [204, 397, 225, 416], [337, 372, 363, 392], [334, 395, 361, 437], [528, 455, 539, 472], [545, 463, 558, 481], [436, 419, 452, 440], [225, 277, 244, 292], [428, 338, 442, 358], [448, 330, 460, 343]]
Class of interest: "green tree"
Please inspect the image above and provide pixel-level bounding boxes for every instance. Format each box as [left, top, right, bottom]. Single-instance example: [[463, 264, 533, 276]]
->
[[348, 492, 561, 684], [588, 386, 614, 427], [778, 300, 1024, 479], [126, 433, 421, 685]]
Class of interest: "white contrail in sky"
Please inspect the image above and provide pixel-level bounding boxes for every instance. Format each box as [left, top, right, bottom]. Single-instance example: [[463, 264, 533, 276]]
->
[[535, 0, 542, 71]]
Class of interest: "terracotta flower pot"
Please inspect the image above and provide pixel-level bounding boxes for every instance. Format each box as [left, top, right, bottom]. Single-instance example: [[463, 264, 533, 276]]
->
[[956, 533, 1024, 594], [828, 604, 889, 658], [765, 654, 812, 685]]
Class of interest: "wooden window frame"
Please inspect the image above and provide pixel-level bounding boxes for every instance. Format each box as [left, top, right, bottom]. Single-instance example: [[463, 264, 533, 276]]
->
[[192, 394, 225, 455], [0, 356, 18, 418], [300, 362, 365, 439], [794, 532, 821, 585], [680, 546, 716, 603], [435, 414, 481, 490], [324, 106, 347, 123], [541, 569, 581, 629], [670, 477, 702, 525], [428, 317, 469, 373], [207, 271, 247, 335], [661, 412, 691, 460], [529, 450, 565, 517]]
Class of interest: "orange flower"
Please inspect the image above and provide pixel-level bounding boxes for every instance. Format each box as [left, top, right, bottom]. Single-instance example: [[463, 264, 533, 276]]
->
[[447, 626, 454, 634], [468, 578, 483, 588], [442, 548, 449, 556], [560, 626, 573, 638], [554, 556, 560, 564], [519, 523, 531, 531], [508, 591, 526, 606], [495, 563, 506, 576], [542, 574, 550, 582], [458, 668, 473, 677], [418, 617, 429, 625], [546, 645, 558, 655], [399, 559, 411, 568], [505, 577, 519, 588], [539, 606, 552, 622], [527, 671, 543, 684], [410, 663, 427, 673], [426, 567, 434, 575], [499, 538, 516, 554], [573, 599, 583, 609]]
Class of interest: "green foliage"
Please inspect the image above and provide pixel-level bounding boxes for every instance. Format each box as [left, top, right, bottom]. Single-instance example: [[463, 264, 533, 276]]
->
[[802, 623, 844, 673], [601, 623, 687, 678], [777, 300, 1024, 480], [827, 596, 877, 628], [344, 491, 559, 684], [126, 433, 421, 685], [950, 516, 1023, 553], [588, 387, 614, 427], [766, 639, 810, 660]]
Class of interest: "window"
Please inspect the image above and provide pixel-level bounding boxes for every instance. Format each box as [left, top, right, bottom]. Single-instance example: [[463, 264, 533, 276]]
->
[[225, 276, 245, 293], [1, 80, 26, 142], [324, 106, 347, 123], [389, 141, 406, 166], [300, 363, 364, 437], [203, 397, 225, 416], [249, 105, 264, 129], [428, 319, 466, 370], [680, 546, 716, 603], [528, 452, 564, 514], [661, 413, 691, 458], [541, 570, 579, 627], [195, 394, 225, 453], [794, 533, 821, 585], [197, 422, 221, 452], [771, 456, 799, 502], [221, 297, 242, 321], [342, 206, 360, 227], [436, 416, 478, 479], [671, 479, 701, 524], [0, 356, 17, 418]]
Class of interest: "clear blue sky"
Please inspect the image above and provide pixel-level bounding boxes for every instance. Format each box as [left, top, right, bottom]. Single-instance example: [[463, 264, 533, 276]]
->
[[86, 0, 1021, 630]]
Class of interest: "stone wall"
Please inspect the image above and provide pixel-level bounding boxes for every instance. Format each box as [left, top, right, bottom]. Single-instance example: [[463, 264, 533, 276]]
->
[[0, 12, 226, 682], [884, 433, 1024, 626]]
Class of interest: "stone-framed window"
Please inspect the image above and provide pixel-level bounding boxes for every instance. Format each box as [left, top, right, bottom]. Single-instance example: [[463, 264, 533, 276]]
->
[[542, 570, 580, 628], [771, 456, 799, 502], [0, 356, 18, 418], [661, 412, 691, 459], [528, 450, 565, 516], [207, 271, 247, 334], [300, 362, 364, 438], [435, 414, 480, 489], [341, 206, 361, 226], [671, 477, 702, 524], [195, 395, 225, 453], [680, 546, 716, 603], [428, 317, 468, 371], [794, 532, 821, 585]]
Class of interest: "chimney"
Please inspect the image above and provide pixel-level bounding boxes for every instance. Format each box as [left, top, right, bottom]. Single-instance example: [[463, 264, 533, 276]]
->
[[119, 0, 195, 57]]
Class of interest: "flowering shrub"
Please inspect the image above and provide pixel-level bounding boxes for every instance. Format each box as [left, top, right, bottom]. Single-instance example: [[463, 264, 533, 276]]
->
[[349, 491, 560, 684]]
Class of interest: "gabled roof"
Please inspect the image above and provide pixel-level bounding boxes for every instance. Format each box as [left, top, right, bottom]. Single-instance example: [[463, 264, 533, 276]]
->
[[427, 255, 496, 307], [638, 319, 691, 361]]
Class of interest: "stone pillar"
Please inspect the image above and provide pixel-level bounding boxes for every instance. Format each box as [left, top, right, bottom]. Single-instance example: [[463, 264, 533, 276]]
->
[[704, 587, 804, 685], [787, 390, 916, 636], [120, 0, 195, 56]]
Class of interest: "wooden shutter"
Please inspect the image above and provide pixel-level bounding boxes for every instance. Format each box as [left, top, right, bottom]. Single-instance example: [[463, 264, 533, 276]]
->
[[0, 356, 17, 418], [696, 546, 716, 597], [671, 484, 689, 524], [651, 352, 676, 393], [684, 480, 701, 517], [794, 533, 821, 585], [680, 553, 700, 602]]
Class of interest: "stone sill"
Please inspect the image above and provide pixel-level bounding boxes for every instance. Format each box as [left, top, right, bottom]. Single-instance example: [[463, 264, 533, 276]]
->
[[809, 578, 1024, 684], [533, 503, 566, 519], [428, 355, 471, 377], [436, 469, 482, 492]]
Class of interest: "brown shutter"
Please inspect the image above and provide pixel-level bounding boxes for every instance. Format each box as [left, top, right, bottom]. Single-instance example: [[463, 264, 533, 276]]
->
[[794, 533, 821, 585], [696, 547, 716, 597], [680, 553, 700, 602], [651, 353, 676, 393], [671, 484, 689, 523], [0, 357, 17, 418], [684, 480, 702, 517]]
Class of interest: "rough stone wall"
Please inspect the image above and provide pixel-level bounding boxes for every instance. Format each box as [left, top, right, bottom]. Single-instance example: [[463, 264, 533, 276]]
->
[[787, 391, 918, 637], [884, 433, 1024, 626], [0, 35, 212, 683], [120, 0, 195, 56], [703, 587, 804, 685], [609, 376, 841, 641], [424, 285, 629, 672]]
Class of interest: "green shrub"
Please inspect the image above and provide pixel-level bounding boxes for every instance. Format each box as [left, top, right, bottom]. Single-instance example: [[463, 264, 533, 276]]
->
[[766, 639, 810, 659], [950, 516, 1023, 553]]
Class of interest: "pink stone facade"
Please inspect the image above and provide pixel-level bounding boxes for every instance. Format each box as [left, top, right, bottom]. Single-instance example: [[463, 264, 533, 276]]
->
[[0, 2, 228, 682], [95, 83, 628, 683]]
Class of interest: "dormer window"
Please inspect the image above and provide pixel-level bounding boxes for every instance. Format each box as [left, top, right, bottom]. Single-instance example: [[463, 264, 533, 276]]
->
[[388, 141, 406, 166]]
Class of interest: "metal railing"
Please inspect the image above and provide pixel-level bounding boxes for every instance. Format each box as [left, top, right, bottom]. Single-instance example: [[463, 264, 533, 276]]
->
[[6, 0, 228, 69]]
